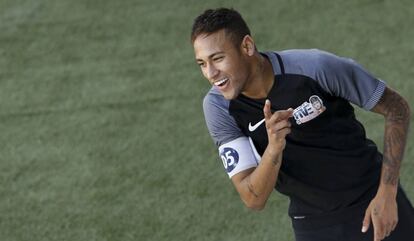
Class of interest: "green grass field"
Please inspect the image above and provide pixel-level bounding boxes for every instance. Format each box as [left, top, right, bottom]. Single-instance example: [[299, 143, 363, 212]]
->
[[0, 0, 413, 240]]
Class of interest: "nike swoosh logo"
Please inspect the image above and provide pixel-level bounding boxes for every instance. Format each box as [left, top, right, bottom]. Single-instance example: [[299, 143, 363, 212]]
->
[[248, 118, 265, 132]]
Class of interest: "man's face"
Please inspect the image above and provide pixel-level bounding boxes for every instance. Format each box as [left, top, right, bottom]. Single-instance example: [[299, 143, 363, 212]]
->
[[193, 30, 249, 100], [313, 101, 321, 110]]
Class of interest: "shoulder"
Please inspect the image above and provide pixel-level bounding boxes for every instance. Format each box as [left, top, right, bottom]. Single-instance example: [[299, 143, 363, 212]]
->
[[279, 49, 353, 76], [203, 87, 229, 112], [203, 87, 243, 147], [277, 49, 386, 110]]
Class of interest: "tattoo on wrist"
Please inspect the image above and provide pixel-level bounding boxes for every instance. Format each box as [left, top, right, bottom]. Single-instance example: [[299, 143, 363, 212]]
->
[[383, 126, 403, 185], [271, 155, 282, 166], [272, 159, 280, 166], [382, 150, 400, 186]]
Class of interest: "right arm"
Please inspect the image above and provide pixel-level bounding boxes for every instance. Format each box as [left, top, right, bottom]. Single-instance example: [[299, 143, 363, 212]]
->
[[231, 100, 292, 210]]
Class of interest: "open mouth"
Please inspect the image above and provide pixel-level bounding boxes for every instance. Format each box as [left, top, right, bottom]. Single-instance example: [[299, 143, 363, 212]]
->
[[214, 78, 229, 87]]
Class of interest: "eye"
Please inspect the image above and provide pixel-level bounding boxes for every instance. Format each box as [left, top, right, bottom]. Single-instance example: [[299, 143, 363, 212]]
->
[[213, 56, 224, 62], [197, 62, 206, 67]]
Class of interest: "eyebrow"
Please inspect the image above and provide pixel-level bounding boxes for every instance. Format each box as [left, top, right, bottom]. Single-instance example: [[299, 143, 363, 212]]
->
[[196, 51, 225, 62]]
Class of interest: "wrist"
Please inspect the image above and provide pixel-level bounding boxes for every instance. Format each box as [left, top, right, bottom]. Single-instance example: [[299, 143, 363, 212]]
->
[[265, 145, 283, 158], [377, 183, 398, 199], [264, 146, 283, 166]]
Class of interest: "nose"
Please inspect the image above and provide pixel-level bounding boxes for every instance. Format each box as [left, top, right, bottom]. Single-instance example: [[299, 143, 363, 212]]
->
[[205, 63, 219, 80]]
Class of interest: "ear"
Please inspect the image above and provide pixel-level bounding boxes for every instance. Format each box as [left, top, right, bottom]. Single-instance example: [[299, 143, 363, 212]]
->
[[240, 35, 256, 56]]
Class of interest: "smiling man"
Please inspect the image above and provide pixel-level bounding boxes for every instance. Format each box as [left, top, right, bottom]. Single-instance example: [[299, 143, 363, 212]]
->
[[191, 8, 414, 241]]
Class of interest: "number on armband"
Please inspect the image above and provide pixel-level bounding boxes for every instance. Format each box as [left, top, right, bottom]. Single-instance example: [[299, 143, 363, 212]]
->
[[220, 148, 239, 173]]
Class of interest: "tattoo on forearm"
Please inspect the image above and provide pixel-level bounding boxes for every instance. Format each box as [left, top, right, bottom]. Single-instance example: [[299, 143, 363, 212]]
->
[[271, 155, 282, 166], [383, 126, 404, 185], [375, 88, 411, 185], [246, 176, 259, 198]]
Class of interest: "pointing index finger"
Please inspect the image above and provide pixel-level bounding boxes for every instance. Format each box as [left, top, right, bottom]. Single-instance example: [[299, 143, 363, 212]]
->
[[263, 99, 272, 121]]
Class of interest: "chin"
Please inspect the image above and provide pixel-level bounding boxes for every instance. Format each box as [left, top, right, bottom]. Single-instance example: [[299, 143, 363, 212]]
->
[[222, 95, 233, 100], [222, 91, 240, 100]]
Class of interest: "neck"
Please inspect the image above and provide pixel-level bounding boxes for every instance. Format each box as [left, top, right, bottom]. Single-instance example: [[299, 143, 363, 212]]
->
[[241, 52, 274, 99]]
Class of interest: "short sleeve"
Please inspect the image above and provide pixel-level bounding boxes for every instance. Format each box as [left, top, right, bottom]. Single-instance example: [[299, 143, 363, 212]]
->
[[203, 88, 244, 147], [203, 88, 259, 178], [314, 50, 386, 110]]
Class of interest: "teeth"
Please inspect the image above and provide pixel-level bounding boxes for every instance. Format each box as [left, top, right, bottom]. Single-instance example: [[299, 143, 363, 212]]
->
[[214, 78, 228, 86]]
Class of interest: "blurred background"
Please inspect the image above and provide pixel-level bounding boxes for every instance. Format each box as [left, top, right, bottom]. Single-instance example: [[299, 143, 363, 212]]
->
[[0, 0, 413, 240]]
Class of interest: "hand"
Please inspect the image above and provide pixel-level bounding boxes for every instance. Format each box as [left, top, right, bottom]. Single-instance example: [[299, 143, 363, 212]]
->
[[362, 191, 398, 241], [263, 99, 293, 155]]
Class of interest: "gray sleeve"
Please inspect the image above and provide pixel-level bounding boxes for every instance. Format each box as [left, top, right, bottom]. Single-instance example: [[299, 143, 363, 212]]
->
[[282, 49, 386, 110], [203, 88, 244, 147]]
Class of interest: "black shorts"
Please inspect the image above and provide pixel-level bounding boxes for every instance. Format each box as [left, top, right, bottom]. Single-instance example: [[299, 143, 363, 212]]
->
[[292, 188, 414, 241]]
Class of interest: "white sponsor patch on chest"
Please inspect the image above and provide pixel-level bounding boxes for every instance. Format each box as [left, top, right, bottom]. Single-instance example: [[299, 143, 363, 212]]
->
[[293, 95, 326, 125]]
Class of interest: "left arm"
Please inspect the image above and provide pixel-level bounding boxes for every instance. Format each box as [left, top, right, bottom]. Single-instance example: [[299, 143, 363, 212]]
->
[[362, 86, 411, 241]]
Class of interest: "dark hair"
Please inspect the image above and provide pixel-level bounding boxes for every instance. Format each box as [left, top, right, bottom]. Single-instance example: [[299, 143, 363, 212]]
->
[[190, 8, 251, 47]]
